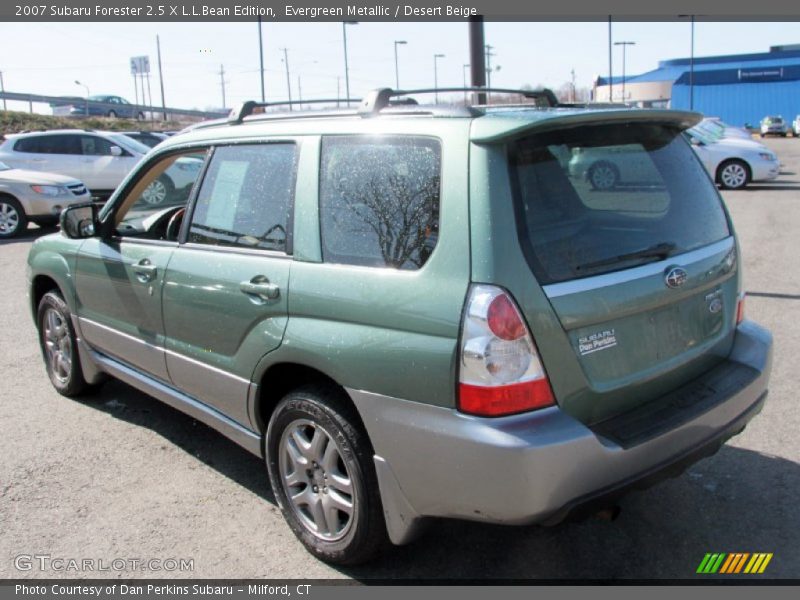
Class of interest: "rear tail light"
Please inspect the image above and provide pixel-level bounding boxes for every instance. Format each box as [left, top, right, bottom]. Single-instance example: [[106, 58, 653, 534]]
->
[[736, 293, 746, 325], [458, 285, 555, 417]]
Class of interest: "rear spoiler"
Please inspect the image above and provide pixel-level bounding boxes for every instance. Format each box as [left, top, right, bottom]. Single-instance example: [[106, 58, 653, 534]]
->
[[470, 109, 703, 144]]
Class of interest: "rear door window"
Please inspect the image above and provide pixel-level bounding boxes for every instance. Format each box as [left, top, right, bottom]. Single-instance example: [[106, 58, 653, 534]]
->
[[511, 123, 731, 284], [319, 135, 441, 270]]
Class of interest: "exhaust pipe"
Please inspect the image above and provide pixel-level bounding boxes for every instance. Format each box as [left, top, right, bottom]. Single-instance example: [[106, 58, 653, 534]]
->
[[594, 506, 621, 522]]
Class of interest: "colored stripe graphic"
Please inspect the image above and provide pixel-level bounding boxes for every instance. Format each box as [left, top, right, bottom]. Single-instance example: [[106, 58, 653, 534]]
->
[[697, 553, 727, 573], [734, 553, 750, 573], [699, 553, 773, 574], [744, 553, 774, 574], [719, 554, 736, 574]]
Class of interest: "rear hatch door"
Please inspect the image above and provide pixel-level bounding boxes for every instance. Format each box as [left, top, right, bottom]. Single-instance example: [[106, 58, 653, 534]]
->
[[504, 117, 739, 425]]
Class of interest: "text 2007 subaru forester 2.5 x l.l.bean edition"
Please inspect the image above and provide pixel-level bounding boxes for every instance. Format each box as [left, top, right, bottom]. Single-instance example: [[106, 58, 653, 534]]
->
[[27, 88, 772, 565]]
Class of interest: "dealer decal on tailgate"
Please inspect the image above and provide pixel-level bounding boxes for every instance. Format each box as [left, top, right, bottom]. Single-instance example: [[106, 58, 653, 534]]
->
[[578, 329, 618, 356]]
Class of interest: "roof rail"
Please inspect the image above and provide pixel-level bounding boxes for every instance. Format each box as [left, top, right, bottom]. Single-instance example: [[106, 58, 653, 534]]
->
[[228, 98, 359, 124], [357, 87, 559, 117]]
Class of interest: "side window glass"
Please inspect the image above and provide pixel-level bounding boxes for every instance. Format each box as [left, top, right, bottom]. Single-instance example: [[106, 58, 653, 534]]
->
[[14, 138, 42, 153], [114, 151, 208, 239], [187, 143, 297, 253], [51, 135, 82, 155], [319, 136, 441, 270], [81, 136, 115, 156]]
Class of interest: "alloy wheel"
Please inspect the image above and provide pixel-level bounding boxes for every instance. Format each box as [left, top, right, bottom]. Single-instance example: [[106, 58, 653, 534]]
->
[[721, 163, 747, 189], [141, 180, 168, 205], [0, 201, 20, 235], [590, 165, 617, 190], [278, 418, 356, 542], [43, 307, 72, 384]]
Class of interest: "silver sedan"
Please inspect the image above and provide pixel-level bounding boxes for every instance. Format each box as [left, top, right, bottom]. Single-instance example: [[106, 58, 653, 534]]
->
[[0, 161, 91, 238]]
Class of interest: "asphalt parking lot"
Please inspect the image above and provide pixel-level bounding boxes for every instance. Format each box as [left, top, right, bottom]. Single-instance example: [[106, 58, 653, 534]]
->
[[1, 136, 798, 581]]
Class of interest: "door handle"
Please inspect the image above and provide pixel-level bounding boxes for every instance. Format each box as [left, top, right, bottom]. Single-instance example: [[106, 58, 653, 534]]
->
[[240, 275, 280, 303], [131, 259, 157, 283]]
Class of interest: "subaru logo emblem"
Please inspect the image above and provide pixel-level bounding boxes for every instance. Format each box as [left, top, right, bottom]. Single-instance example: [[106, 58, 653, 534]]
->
[[665, 267, 688, 289]]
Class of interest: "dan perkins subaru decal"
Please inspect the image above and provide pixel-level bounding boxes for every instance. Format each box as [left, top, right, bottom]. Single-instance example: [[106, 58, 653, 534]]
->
[[578, 329, 618, 356]]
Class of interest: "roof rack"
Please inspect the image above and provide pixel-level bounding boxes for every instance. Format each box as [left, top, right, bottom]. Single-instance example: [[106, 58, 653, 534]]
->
[[357, 87, 559, 117], [219, 86, 560, 128], [228, 98, 358, 124]]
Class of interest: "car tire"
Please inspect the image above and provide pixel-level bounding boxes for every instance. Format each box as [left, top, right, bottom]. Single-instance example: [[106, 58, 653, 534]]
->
[[717, 159, 751, 190], [36, 291, 98, 397], [0, 195, 28, 239], [759, 132, 765, 138], [107, 110, 117, 119], [781, 133, 787, 137], [587, 161, 619, 191], [141, 175, 174, 206], [266, 385, 389, 565]]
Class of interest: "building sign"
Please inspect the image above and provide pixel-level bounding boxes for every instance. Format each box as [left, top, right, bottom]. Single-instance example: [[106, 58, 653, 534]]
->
[[738, 67, 785, 81]]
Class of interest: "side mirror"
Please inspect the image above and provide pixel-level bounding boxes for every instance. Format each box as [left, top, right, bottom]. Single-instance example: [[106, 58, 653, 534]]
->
[[689, 137, 703, 146], [110, 145, 123, 157], [60, 203, 98, 239]]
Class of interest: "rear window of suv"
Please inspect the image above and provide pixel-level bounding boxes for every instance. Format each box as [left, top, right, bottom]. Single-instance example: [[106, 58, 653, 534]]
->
[[510, 123, 731, 285]]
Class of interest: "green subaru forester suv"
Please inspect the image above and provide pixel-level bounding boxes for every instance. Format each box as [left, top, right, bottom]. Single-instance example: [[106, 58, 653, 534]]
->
[[27, 88, 772, 565]]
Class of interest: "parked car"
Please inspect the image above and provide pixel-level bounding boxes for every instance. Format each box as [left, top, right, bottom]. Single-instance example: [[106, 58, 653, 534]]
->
[[0, 130, 199, 203], [121, 131, 169, 148], [52, 95, 144, 120], [27, 91, 772, 565], [568, 127, 777, 191], [792, 115, 800, 137], [685, 128, 780, 189], [759, 115, 788, 137], [0, 160, 90, 238]]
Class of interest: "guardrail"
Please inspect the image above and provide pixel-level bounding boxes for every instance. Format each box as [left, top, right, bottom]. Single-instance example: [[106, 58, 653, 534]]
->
[[0, 90, 227, 121]]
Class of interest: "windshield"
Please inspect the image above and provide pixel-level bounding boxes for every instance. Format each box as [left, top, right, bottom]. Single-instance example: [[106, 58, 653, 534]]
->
[[108, 133, 151, 155], [686, 127, 716, 145], [511, 123, 731, 284], [698, 119, 726, 139]]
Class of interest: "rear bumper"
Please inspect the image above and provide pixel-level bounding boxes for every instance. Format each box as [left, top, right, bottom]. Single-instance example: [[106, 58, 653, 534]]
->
[[350, 320, 772, 545]]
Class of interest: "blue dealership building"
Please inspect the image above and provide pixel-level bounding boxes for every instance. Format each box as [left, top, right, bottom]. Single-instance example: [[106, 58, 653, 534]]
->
[[593, 44, 800, 128]]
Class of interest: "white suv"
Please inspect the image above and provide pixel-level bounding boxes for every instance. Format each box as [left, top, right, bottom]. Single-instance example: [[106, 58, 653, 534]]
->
[[0, 130, 199, 204]]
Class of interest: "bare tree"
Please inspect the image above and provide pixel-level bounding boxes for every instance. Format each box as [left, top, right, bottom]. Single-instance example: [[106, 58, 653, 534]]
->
[[330, 146, 440, 269]]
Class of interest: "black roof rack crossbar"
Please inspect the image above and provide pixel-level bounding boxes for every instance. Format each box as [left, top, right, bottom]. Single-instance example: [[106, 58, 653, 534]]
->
[[228, 98, 361, 124], [357, 87, 559, 117]]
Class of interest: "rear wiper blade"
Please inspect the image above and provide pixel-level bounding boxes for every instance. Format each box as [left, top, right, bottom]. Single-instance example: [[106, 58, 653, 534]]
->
[[575, 242, 676, 272]]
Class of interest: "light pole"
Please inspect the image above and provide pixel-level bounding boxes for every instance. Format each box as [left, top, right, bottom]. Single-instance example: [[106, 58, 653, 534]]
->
[[394, 40, 407, 89], [257, 16, 265, 102], [342, 21, 358, 107], [74, 80, 89, 116], [690, 16, 695, 110], [280, 48, 292, 111], [433, 53, 445, 102], [614, 41, 635, 103], [463, 64, 470, 103], [608, 16, 613, 103]]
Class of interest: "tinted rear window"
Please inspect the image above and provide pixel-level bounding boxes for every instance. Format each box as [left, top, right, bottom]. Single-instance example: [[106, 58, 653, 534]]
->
[[511, 123, 731, 285]]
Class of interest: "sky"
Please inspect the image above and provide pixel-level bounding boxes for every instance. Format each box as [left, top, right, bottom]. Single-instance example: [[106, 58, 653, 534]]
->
[[1, 21, 799, 113]]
